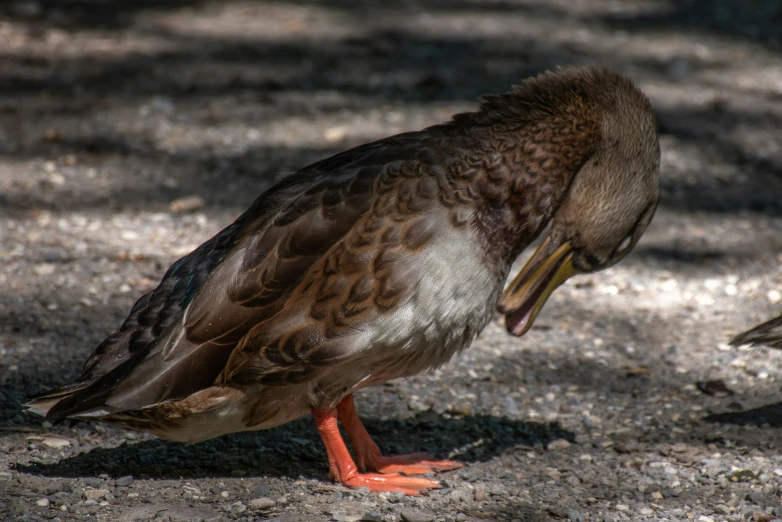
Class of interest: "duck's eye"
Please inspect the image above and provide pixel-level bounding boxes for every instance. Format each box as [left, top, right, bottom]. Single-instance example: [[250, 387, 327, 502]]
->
[[616, 235, 632, 255]]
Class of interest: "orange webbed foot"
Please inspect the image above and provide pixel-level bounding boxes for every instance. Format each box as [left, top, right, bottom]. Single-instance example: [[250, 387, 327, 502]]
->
[[341, 471, 443, 496], [364, 452, 464, 475], [336, 395, 464, 476], [313, 397, 461, 496]]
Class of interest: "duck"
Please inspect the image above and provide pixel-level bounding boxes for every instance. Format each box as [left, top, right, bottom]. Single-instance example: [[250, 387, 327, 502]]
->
[[27, 67, 660, 496], [731, 314, 782, 349]]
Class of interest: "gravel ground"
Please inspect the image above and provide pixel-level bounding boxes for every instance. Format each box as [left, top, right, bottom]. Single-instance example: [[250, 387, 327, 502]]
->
[[2, 1, 782, 521]]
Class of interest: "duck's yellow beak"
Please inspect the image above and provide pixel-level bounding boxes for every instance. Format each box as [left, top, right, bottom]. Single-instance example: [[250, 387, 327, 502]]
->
[[498, 237, 581, 336]]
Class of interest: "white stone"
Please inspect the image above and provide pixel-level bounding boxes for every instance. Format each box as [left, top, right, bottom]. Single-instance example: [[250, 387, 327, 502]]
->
[[42, 438, 71, 449]]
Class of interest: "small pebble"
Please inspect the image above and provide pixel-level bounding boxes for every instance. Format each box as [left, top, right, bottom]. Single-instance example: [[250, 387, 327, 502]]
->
[[36, 498, 49, 507], [34, 263, 56, 276], [547, 439, 572, 451], [324, 127, 347, 142], [387, 491, 405, 503], [115, 476, 134, 487], [83, 489, 110, 501], [400, 511, 434, 522], [248, 497, 275, 510], [170, 195, 205, 213], [41, 437, 71, 449], [252, 484, 271, 497], [408, 399, 431, 412], [696, 380, 734, 397]]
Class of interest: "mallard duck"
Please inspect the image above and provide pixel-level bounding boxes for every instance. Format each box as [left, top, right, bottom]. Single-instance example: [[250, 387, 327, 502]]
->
[[28, 67, 660, 495], [731, 314, 782, 349]]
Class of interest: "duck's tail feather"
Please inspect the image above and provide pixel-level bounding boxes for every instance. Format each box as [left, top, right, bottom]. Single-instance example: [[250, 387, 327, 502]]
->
[[730, 314, 782, 350], [24, 382, 99, 418], [24, 357, 141, 420]]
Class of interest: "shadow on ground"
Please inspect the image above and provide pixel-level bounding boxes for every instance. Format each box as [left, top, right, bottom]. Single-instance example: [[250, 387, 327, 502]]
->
[[0, 0, 214, 30], [14, 414, 572, 480], [706, 402, 782, 428], [590, 0, 782, 49], [2, 1, 782, 218]]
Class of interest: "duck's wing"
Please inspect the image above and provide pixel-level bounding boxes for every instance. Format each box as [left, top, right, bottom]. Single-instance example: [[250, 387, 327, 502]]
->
[[730, 313, 782, 350], [30, 134, 439, 419]]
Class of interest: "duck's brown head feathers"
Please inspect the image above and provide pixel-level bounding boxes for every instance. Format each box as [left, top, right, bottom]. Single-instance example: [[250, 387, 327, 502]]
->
[[546, 68, 659, 272], [498, 67, 660, 335]]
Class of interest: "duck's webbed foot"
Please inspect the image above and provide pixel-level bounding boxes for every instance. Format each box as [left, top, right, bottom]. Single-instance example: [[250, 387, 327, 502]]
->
[[336, 394, 465, 475], [311, 406, 443, 496]]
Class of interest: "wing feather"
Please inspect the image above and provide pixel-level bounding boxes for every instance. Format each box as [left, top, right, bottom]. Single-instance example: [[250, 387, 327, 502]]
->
[[33, 132, 449, 419]]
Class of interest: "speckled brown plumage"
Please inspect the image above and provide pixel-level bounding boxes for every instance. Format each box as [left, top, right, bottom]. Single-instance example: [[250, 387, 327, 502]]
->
[[29, 66, 660, 495]]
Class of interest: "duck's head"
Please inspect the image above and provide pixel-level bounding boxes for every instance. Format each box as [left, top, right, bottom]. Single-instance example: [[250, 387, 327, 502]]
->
[[498, 70, 660, 336]]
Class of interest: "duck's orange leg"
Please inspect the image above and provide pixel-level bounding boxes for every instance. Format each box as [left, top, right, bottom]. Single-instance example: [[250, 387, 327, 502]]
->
[[336, 394, 464, 475], [311, 407, 442, 496]]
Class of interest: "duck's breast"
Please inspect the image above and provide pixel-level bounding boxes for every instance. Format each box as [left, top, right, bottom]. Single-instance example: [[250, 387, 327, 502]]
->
[[318, 207, 507, 397]]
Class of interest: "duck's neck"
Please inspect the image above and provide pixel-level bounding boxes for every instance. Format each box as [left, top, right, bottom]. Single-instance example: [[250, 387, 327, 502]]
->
[[455, 116, 600, 266]]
